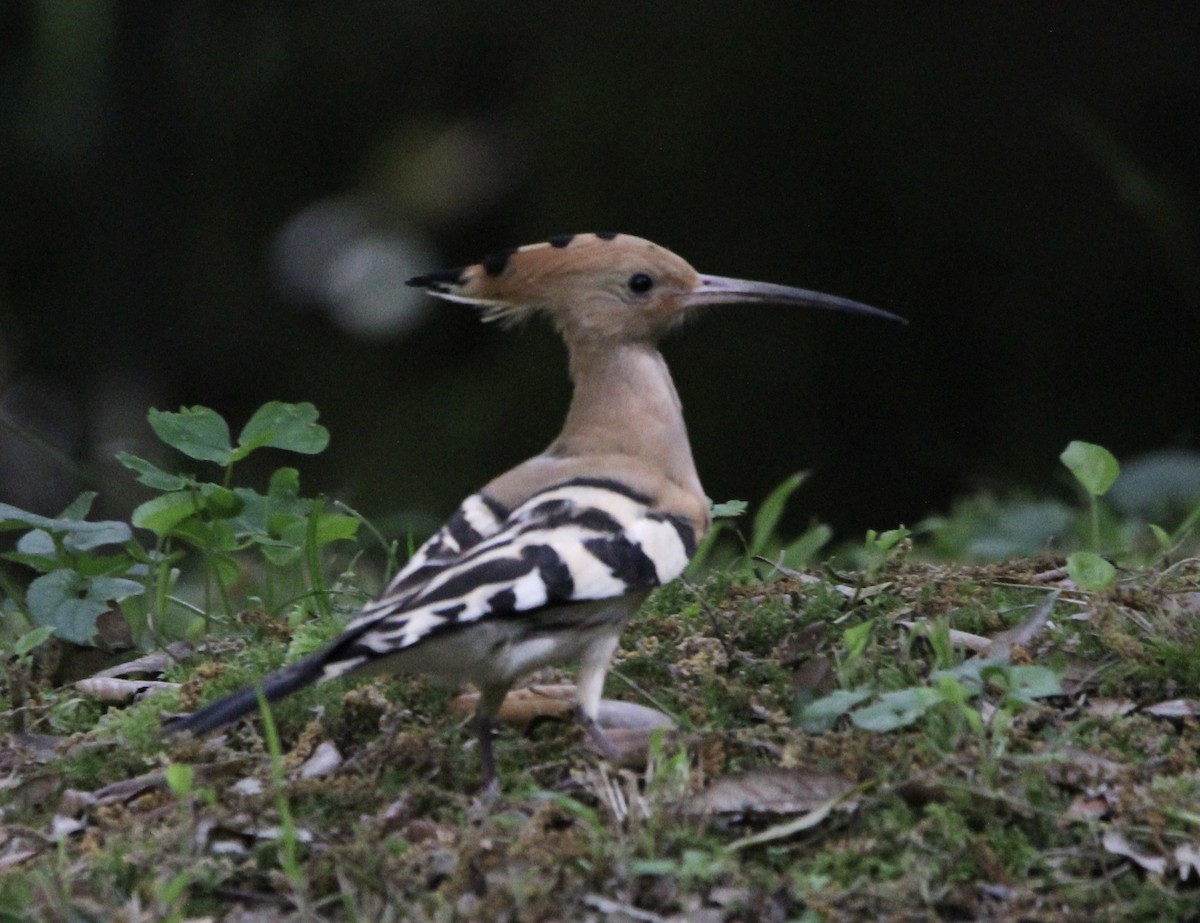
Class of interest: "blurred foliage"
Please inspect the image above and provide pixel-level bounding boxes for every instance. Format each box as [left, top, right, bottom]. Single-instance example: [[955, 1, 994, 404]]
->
[[0, 2, 1197, 545], [923, 444, 1200, 566], [1, 401, 359, 656]]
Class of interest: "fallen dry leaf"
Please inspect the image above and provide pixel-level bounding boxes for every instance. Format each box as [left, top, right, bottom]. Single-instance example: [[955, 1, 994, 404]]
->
[[89, 771, 169, 806], [74, 676, 179, 703], [3, 733, 65, 765], [57, 788, 97, 816], [50, 814, 85, 840], [1063, 794, 1113, 822], [8, 773, 62, 812], [229, 777, 264, 797], [450, 685, 675, 732], [0, 826, 47, 871], [596, 700, 676, 732], [450, 685, 575, 726], [984, 589, 1058, 659], [0, 845, 42, 871], [898, 620, 990, 654], [581, 893, 667, 923], [726, 783, 865, 851], [793, 655, 832, 697], [765, 566, 876, 599], [1143, 699, 1200, 719], [582, 726, 677, 768], [1103, 830, 1167, 875], [686, 768, 855, 816], [1085, 698, 1137, 719], [1174, 842, 1200, 882], [298, 740, 342, 778], [199, 813, 315, 853], [94, 606, 135, 650], [1044, 748, 1129, 789], [91, 641, 196, 679], [1165, 592, 1200, 616]]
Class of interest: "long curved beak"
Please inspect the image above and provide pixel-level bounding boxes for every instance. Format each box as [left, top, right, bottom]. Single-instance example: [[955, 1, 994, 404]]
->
[[685, 274, 907, 324]]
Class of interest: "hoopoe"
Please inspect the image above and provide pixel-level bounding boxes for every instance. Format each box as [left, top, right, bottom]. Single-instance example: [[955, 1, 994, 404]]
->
[[167, 232, 903, 792]]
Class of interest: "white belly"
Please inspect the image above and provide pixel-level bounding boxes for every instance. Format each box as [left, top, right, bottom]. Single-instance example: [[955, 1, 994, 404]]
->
[[352, 593, 647, 690]]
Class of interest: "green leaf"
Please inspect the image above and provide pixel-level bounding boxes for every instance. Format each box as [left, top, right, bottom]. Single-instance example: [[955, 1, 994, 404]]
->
[[257, 539, 303, 567], [215, 552, 242, 586], [59, 492, 97, 520], [1060, 440, 1119, 496], [708, 499, 747, 519], [1149, 523, 1172, 553], [89, 576, 145, 603], [117, 452, 189, 490], [997, 665, 1062, 704], [933, 656, 1007, 694], [14, 625, 55, 657], [229, 488, 272, 538], [748, 472, 807, 558], [64, 520, 134, 552], [26, 570, 142, 644], [7, 535, 136, 578], [867, 526, 910, 554], [131, 491, 200, 537], [1066, 550, 1116, 591], [172, 517, 240, 553], [851, 687, 944, 732], [0, 504, 132, 551], [280, 512, 358, 549], [27, 570, 106, 643], [843, 621, 873, 661], [235, 401, 329, 458], [0, 503, 55, 533], [796, 688, 874, 733], [268, 466, 301, 499], [1, 549, 59, 573], [164, 763, 194, 798], [199, 483, 244, 519], [149, 406, 234, 464], [15, 529, 55, 556], [781, 522, 832, 568]]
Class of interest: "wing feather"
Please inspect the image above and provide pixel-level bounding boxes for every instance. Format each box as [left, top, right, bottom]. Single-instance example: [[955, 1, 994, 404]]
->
[[321, 481, 696, 681]]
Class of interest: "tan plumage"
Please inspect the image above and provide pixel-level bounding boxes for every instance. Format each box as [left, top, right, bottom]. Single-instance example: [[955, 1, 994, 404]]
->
[[168, 232, 903, 794]]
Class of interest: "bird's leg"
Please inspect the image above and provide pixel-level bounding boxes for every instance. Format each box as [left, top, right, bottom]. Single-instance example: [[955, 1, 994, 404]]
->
[[473, 685, 509, 798], [574, 630, 623, 762], [574, 703, 620, 762]]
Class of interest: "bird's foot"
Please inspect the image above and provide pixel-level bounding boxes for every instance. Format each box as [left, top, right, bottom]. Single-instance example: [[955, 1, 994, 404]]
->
[[574, 704, 620, 762]]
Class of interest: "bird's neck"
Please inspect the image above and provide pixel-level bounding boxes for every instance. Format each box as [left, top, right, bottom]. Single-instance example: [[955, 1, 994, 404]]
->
[[550, 340, 702, 496]]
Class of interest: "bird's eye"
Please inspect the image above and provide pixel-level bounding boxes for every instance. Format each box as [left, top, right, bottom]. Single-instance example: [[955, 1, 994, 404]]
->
[[628, 273, 654, 294]]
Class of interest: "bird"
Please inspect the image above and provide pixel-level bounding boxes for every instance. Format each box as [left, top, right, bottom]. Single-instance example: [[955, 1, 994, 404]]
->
[[166, 232, 904, 793]]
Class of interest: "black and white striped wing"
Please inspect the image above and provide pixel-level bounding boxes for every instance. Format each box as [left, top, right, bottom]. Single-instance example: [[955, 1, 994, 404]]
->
[[380, 492, 510, 607], [317, 478, 697, 682]]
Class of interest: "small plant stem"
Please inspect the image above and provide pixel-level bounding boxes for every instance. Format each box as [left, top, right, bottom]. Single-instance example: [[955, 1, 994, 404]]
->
[[255, 687, 312, 920], [333, 500, 398, 581], [10, 664, 28, 734], [260, 559, 277, 614], [1172, 499, 1200, 545], [306, 499, 330, 620], [1090, 495, 1101, 551], [155, 539, 176, 633], [206, 549, 235, 620]]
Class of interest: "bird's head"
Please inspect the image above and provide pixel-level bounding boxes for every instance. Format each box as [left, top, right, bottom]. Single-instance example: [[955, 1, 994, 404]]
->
[[407, 232, 904, 344]]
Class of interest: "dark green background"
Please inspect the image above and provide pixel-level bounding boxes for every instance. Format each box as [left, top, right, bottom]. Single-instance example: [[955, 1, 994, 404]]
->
[[2, 2, 1197, 540]]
